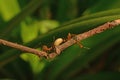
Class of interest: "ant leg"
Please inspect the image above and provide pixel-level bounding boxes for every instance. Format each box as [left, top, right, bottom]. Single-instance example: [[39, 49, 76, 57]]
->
[[76, 42, 83, 48], [73, 36, 90, 49], [76, 42, 90, 49]]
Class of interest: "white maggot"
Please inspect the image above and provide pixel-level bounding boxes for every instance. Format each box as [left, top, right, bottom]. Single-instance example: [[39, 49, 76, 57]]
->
[[54, 38, 63, 46]]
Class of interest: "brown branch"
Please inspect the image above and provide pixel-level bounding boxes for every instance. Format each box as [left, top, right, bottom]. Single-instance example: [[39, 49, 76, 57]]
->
[[0, 39, 48, 58], [0, 19, 120, 59], [48, 19, 120, 59]]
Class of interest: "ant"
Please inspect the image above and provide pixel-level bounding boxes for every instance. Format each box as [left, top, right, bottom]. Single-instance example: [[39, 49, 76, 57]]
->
[[42, 38, 63, 53]]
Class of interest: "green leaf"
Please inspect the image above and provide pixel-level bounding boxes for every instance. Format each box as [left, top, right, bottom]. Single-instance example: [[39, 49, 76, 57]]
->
[[74, 72, 120, 80], [20, 53, 45, 76], [63, 8, 120, 26], [0, 0, 20, 21], [0, 0, 42, 38], [83, 0, 120, 15], [38, 20, 59, 34], [21, 19, 39, 43]]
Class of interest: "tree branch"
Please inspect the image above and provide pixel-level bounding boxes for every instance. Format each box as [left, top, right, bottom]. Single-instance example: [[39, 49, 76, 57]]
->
[[0, 19, 120, 59], [0, 39, 48, 58], [48, 19, 120, 58]]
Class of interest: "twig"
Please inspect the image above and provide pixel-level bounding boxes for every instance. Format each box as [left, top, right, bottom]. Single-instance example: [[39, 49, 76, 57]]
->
[[0, 39, 48, 58], [0, 19, 120, 59], [48, 19, 120, 59]]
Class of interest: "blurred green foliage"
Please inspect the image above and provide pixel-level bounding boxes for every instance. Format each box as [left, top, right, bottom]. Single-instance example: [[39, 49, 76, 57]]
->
[[0, 0, 120, 80]]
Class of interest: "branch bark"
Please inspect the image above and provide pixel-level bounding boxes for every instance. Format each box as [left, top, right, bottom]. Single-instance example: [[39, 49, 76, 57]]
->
[[48, 19, 120, 58], [0, 39, 48, 58], [0, 19, 120, 59]]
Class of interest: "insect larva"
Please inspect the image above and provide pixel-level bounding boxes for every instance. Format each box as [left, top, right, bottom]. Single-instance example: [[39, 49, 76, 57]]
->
[[54, 38, 63, 46]]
